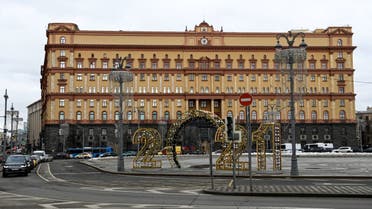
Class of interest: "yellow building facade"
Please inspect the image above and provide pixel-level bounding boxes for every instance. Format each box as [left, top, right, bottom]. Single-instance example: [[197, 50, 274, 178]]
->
[[41, 21, 357, 153]]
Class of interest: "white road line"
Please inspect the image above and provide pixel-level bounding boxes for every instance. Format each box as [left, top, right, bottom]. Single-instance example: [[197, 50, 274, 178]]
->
[[36, 164, 50, 182], [39, 201, 80, 209]]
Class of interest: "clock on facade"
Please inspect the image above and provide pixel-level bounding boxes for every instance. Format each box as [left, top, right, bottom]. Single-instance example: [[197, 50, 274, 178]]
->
[[200, 37, 208, 45]]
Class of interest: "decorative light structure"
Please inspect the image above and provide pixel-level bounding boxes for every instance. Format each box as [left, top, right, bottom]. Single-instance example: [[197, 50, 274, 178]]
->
[[275, 31, 307, 176], [110, 56, 133, 172]]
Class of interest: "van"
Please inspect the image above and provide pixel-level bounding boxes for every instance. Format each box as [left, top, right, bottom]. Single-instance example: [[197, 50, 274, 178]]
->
[[304, 143, 334, 152], [280, 143, 302, 153]]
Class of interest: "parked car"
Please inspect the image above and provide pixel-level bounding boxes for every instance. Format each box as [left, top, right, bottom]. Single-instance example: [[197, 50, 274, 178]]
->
[[75, 152, 92, 159], [32, 150, 47, 162], [2, 155, 29, 177], [54, 152, 68, 159], [99, 152, 117, 158], [122, 150, 137, 156], [332, 146, 353, 153], [363, 147, 372, 153]]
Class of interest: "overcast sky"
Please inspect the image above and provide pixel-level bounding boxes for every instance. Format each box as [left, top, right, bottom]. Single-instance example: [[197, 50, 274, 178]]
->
[[1, 0, 371, 123]]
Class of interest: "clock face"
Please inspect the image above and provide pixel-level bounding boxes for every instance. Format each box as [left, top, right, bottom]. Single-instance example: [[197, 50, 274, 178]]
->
[[201, 38, 208, 45]]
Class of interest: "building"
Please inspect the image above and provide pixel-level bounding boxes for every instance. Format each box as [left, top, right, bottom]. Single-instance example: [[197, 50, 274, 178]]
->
[[356, 107, 372, 149], [40, 21, 357, 153], [27, 99, 42, 151]]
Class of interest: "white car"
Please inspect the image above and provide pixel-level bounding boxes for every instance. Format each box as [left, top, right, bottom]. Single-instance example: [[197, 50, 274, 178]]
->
[[332, 146, 353, 153]]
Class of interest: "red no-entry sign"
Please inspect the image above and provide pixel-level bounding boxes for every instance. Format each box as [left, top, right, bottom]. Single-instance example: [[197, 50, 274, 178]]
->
[[239, 93, 253, 106]]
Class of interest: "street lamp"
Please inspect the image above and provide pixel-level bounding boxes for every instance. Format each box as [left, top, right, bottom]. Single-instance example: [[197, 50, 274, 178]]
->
[[110, 56, 133, 172], [275, 31, 307, 176], [2, 89, 8, 160]]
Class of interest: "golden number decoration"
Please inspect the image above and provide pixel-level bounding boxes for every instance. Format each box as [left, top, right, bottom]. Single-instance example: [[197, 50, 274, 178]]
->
[[132, 128, 162, 168]]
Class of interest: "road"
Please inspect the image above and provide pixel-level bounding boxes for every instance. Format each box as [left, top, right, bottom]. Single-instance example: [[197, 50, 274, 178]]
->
[[0, 159, 371, 208]]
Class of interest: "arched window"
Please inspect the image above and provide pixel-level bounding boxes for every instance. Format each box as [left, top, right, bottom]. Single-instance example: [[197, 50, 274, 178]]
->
[[190, 87, 194, 93], [59, 111, 65, 120], [205, 87, 209, 93], [239, 111, 244, 120], [164, 111, 170, 120], [323, 111, 329, 120], [339, 110, 346, 120], [299, 110, 305, 120], [76, 111, 82, 120], [311, 111, 317, 120], [60, 36, 66, 44], [127, 111, 132, 120], [200, 87, 204, 93], [227, 111, 233, 117], [102, 111, 107, 120], [176, 111, 182, 119], [337, 39, 343, 46], [115, 111, 120, 120], [251, 111, 257, 120], [89, 111, 95, 120], [140, 111, 145, 120], [152, 111, 157, 120]]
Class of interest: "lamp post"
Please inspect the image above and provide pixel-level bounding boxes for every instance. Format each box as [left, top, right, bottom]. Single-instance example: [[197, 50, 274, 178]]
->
[[110, 56, 133, 172], [3, 90, 8, 160], [275, 31, 307, 176]]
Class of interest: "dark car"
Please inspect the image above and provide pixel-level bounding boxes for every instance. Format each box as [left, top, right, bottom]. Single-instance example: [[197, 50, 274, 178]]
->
[[364, 147, 372, 153], [54, 152, 68, 159], [2, 155, 29, 177]]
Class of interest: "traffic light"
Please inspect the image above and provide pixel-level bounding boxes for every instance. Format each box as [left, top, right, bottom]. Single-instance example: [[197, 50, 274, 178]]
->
[[226, 116, 234, 140]]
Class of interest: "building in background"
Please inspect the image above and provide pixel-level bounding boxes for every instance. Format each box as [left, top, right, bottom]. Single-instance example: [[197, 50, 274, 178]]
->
[[40, 21, 357, 153], [356, 107, 372, 149], [27, 99, 42, 151]]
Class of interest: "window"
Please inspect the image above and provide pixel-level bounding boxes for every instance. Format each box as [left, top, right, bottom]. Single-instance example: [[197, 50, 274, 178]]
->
[[164, 111, 170, 120], [76, 99, 82, 107], [60, 36, 66, 44], [189, 100, 194, 108], [226, 62, 232, 69], [76, 111, 82, 120], [323, 111, 329, 120], [311, 99, 317, 107], [102, 62, 108, 69], [59, 99, 65, 107], [89, 129, 94, 136], [176, 74, 182, 81], [77, 62, 83, 68], [164, 73, 170, 81], [102, 100, 107, 107], [250, 63, 256, 69], [140, 73, 145, 81], [311, 111, 317, 120], [251, 75, 256, 81], [114, 99, 119, 107], [239, 111, 244, 120], [322, 75, 327, 81], [176, 62, 182, 69], [139, 62, 146, 69], [59, 111, 65, 120], [89, 111, 95, 120], [262, 63, 268, 69], [337, 63, 344, 70], [339, 110, 346, 120], [152, 73, 157, 81], [102, 111, 107, 120], [201, 101, 207, 108], [151, 63, 157, 69], [102, 74, 108, 81], [299, 111, 305, 120], [309, 63, 315, 69], [127, 111, 132, 120], [90, 62, 96, 69], [189, 74, 195, 81], [177, 99, 182, 107], [239, 75, 244, 81], [90, 74, 95, 81], [60, 61, 66, 68], [176, 111, 182, 119], [60, 50, 65, 57], [263, 74, 268, 81], [227, 75, 232, 81], [340, 99, 345, 107], [201, 74, 208, 81], [339, 87, 345, 94], [152, 111, 157, 120], [214, 101, 219, 108], [59, 86, 65, 93], [238, 62, 244, 69], [115, 111, 120, 120], [163, 62, 170, 69], [214, 75, 220, 81], [251, 111, 257, 120], [140, 99, 145, 107], [321, 62, 327, 69], [89, 100, 94, 107], [337, 39, 343, 46], [152, 99, 157, 107], [310, 74, 315, 81], [76, 74, 82, 81], [323, 100, 328, 107], [227, 100, 232, 107]]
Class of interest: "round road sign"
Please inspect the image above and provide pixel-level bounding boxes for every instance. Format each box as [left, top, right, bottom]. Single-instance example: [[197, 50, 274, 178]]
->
[[239, 93, 253, 106]]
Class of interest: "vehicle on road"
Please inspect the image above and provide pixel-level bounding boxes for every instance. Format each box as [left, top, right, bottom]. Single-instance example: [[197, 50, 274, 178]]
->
[[54, 152, 68, 159], [304, 143, 334, 152], [66, 146, 114, 158], [2, 155, 29, 177], [281, 143, 302, 153], [99, 152, 117, 158], [30, 155, 41, 165], [122, 150, 137, 156], [32, 150, 47, 162], [364, 147, 372, 153], [23, 155, 34, 172], [332, 146, 353, 153], [75, 152, 92, 159]]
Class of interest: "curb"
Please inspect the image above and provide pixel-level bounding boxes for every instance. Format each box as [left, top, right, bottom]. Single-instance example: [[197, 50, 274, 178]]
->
[[202, 189, 372, 198]]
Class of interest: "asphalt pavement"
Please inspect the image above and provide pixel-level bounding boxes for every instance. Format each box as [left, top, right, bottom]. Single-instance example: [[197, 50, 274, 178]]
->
[[81, 153, 372, 197]]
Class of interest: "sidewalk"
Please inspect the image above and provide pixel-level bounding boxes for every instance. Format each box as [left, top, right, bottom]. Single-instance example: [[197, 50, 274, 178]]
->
[[81, 154, 372, 197]]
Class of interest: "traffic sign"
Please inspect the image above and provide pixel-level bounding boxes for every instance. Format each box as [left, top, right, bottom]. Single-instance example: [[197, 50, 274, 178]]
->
[[239, 93, 253, 106]]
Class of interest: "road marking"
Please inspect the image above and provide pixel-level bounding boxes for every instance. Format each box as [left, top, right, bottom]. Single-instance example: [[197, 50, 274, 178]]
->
[[36, 163, 65, 182], [36, 164, 50, 182], [39, 201, 80, 209]]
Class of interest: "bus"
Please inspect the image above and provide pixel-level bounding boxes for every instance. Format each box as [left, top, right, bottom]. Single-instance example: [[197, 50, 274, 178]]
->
[[66, 146, 114, 158]]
